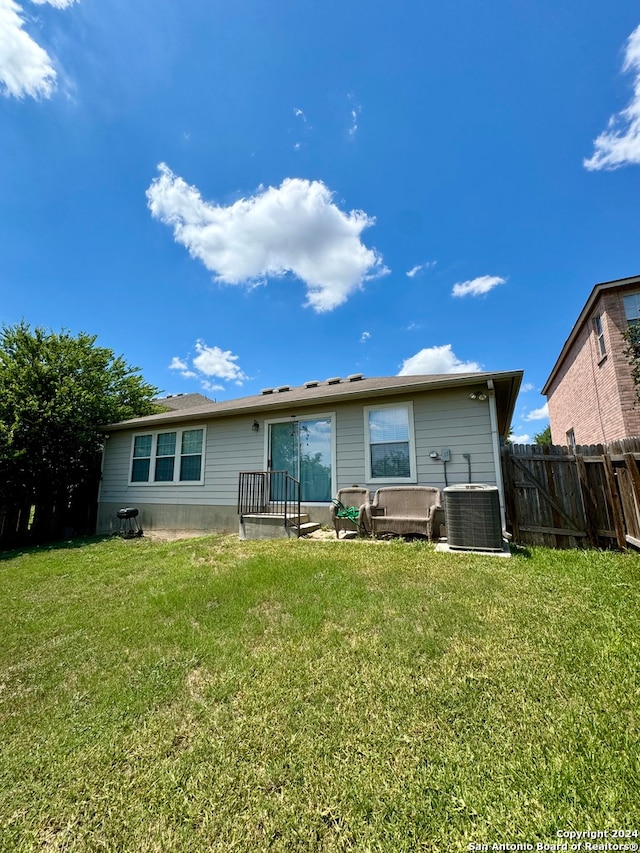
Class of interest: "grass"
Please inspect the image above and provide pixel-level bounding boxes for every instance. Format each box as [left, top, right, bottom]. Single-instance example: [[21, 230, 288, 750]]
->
[[0, 534, 639, 852]]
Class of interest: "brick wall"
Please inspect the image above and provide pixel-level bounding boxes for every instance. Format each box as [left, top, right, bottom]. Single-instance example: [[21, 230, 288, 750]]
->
[[547, 288, 640, 445]]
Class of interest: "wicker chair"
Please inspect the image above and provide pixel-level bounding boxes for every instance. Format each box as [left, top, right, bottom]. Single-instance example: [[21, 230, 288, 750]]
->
[[330, 487, 371, 538], [368, 486, 441, 540]]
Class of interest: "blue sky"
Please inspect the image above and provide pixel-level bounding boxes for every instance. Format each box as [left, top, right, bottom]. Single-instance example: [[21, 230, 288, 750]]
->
[[2, 1, 639, 442]]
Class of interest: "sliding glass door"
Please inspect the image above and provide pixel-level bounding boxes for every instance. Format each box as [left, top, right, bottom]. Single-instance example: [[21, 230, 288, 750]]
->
[[269, 418, 332, 502]]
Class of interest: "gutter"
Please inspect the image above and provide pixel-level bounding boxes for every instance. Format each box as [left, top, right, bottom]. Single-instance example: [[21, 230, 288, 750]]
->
[[487, 379, 507, 530]]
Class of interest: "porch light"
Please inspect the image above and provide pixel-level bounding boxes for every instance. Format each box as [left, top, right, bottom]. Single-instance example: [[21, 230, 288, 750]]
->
[[252, 420, 260, 432]]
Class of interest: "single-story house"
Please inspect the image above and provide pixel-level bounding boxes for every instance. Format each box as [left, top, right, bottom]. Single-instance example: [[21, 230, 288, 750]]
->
[[98, 370, 522, 537]]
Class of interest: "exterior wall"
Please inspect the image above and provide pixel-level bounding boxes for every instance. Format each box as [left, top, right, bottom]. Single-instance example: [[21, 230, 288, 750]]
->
[[97, 388, 498, 535], [547, 288, 640, 445]]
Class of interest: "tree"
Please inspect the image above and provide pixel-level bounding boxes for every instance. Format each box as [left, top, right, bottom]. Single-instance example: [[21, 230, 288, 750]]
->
[[533, 425, 552, 445], [0, 322, 159, 541], [623, 322, 640, 396]]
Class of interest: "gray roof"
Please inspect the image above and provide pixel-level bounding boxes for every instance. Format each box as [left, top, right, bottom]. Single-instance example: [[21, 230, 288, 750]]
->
[[104, 370, 523, 436], [156, 393, 214, 411]]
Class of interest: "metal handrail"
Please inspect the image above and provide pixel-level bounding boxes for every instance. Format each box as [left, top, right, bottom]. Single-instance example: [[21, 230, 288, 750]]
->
[[238, 471, 301, 531]]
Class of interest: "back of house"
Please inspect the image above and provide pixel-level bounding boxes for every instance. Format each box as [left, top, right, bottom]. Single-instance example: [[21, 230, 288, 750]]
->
[[98, 371, 522, 537]]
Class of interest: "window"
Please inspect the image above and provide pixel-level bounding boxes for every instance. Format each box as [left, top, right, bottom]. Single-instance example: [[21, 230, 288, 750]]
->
[[131, 435, 152, 482], [129, 427, 205, 484], [593, 314, 606, 358], [623, 292, 640, 324], [269, 417, 334, 502], [364, 403, 416, 482], [566, 428, 576, 451]]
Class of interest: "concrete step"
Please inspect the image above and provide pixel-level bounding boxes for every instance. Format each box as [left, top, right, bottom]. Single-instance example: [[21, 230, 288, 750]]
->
[[242, 513, 310, 524], [239, 513, 320, 540], [296, 521, 321, 536]]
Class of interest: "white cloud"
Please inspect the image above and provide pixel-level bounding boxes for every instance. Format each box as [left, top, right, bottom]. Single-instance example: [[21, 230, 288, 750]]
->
[[0, 0, 77, 99], [524, 403, 549, 421], [169, 341, 247, 387], [510, 433, 531, 445], [31, 0, 76, 7], [584, 24, 640, 171], [348, 108, 359, 137], [521, 382, 535, 393], [452, 275, 506, 298], [360, 330, 371, 343], [398, 344, 482, 375], [347, 94, 361, 138], [201, 380, 224, 393], [406, 261, 436, 278], [168, 356, 197, 379], [146, 164, 387, 312], [169, 356, 189, 371], [193, 341, 247, 383]]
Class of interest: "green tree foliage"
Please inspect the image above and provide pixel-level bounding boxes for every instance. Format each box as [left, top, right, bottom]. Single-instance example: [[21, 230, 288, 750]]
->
[[533, 424, 552, 445], [623, 322, 640, 396], [0, 323, 159, 538]]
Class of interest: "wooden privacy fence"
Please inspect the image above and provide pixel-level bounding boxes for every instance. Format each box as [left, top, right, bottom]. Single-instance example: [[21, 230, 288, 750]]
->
[[501, 439, 640, 550], [0, 477, 100, 550]]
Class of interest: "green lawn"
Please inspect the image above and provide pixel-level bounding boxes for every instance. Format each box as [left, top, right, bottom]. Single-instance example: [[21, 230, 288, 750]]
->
[[0, 535, 639, 852]]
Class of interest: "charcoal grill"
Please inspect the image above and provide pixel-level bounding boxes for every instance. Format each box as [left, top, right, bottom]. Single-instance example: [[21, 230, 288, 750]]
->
[[116, 507, 143, 538]]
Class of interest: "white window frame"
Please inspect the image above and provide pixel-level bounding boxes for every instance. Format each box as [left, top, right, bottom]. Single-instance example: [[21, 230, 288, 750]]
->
[[364, 402, 417, 484], [623, 292, 640, 324], [128, 426, 206, 486], [593, 314, 607, 359]]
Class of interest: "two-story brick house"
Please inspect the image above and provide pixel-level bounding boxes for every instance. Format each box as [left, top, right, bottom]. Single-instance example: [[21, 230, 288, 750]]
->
[[542, 274, 640, 447]]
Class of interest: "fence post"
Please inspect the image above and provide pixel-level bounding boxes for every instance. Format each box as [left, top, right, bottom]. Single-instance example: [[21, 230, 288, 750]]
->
[[622, 453, 640, 545], [602, 453, 627, 549], [501, 446, 520, 541], [574, 453, 598, 547]]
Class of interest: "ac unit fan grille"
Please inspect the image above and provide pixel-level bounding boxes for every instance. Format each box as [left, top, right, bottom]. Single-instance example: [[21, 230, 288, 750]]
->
[[444, 485, 502, 551]]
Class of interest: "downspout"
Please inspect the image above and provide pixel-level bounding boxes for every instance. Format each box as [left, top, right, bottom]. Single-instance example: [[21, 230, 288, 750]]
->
[[97, 434, 108, 532], [486, 380, 507, 530]]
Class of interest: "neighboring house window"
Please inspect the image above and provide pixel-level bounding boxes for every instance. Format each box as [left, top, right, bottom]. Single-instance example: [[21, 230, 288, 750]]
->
[[130, 427, 205, 484], [364, 403, 416, 482], [566, 428, 576, 451], [593, 314, 606, 359], [623, 292, 640, 325]]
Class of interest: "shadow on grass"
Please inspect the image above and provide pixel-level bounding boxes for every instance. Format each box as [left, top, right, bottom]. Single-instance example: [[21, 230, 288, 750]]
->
[[0, 533, 115, 562], [509, 543, 532, 558]]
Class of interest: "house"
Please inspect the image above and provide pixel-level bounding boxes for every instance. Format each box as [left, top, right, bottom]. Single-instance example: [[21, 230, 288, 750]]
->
[[156, 392, 214, 411], [542, 274, 640, 447], [97, 370, 522, 537]]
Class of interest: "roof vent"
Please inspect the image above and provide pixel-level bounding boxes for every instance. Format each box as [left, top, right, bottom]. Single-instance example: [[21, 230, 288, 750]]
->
[[326, 377, 342, 385], [304, 380, 319, 388], [277, 385, 291, 393], [261, 388, 274, 395], [347, 373, 364, 382]]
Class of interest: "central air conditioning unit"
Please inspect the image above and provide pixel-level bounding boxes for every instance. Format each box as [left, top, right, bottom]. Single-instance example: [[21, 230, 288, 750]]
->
[[444, 484, 503, 551]]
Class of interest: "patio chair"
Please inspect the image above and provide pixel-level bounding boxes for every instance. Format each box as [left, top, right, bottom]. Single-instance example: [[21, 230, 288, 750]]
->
[[369, 486, 441, 540], [330, 487, 371, 538]]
